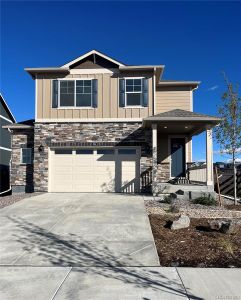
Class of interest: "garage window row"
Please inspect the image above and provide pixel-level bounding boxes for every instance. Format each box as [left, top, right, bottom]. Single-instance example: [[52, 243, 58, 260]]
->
[[54, 148, 137, 155]]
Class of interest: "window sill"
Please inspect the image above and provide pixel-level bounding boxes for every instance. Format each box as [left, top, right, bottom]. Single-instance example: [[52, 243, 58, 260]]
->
[[122, 106, 146, 109], [56, 107, 95, 110]]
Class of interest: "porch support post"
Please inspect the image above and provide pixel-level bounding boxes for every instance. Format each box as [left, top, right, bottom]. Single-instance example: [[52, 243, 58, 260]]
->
[[152, 123, 158, 195], [206, 126, 213, 186]]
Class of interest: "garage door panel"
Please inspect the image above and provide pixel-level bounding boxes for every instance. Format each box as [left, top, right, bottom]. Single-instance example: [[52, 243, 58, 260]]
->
[[75, 158, 93, 166], [73, 178, 93, 185], [53, 166, 73, 172], [72, 185, 93, 192], [95, 166, 115, 172], [49, 149, 140, 193], [51, 184, 73, 192]]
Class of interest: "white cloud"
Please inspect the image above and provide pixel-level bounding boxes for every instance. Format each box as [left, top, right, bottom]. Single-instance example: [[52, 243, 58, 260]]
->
[[192, 158, 206, 163], [226, 158, 241, 163], [207, 85, 218, 91], [213, 147, 241, 155]]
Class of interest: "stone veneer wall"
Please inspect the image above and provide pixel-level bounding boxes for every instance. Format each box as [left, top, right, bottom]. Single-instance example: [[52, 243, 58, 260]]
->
[[10, 123, 174, 194], [34, 122, 152, 192], [157, 163, 170, 182], [11, 129, 34, 192]]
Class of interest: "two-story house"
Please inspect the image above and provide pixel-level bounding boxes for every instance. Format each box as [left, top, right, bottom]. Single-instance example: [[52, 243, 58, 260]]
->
[[5, 50, 220, 195]]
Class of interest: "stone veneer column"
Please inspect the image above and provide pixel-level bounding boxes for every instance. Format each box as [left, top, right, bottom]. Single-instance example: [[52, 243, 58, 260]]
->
[[206, 126, 213, 186], [152, 123, 158, 195]]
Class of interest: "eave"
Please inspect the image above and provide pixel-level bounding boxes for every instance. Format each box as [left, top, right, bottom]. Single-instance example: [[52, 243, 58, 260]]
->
[[25, 68, 69, 79]]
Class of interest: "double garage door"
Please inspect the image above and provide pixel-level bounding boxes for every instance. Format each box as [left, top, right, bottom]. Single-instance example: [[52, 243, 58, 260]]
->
[[49, 148, 140, 193]]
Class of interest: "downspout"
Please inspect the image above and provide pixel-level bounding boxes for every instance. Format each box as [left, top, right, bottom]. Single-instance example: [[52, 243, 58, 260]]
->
[[153, 67, 156, 115]]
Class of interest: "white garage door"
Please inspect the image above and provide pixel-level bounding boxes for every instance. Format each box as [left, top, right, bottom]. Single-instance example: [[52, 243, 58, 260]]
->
[[49, 148, 140, 193]]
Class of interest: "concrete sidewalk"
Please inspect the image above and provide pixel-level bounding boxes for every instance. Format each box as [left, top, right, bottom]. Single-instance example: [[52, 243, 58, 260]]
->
[[1, 267, 241, 299]]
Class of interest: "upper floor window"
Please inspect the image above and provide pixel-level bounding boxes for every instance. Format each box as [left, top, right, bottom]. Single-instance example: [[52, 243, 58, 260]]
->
[[52, 79, 98, 108], [21, 148, 32, 164], [125, 79, 142, 106], [119, 77, 148, 108]]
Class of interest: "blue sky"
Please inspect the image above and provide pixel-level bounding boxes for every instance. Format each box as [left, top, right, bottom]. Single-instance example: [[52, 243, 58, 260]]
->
[[1, 1, 241, 162]]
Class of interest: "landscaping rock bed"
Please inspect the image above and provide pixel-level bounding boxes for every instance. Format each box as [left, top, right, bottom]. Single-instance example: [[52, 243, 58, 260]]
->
[[149, 215, 241, 267], [145, 198, 241, 219], [0, 193, 45, 209]]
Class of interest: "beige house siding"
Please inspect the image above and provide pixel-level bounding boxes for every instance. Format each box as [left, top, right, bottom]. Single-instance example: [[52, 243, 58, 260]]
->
[[36, 71, 153, 120], [155, 86, 192, 113]]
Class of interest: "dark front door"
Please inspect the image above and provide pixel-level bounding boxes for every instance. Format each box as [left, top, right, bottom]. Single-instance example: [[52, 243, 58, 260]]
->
[[171, 138, 186, 178]]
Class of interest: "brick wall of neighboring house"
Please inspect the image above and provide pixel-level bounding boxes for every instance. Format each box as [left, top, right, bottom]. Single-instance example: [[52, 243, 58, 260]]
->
[[11, 129, 34, 193], [34, 122, 153, 192]]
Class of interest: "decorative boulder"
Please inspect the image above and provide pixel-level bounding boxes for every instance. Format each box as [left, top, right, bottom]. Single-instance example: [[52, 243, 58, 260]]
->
[[209, 219, 241, 234], [176, 189, 185, 195], [171, 214, 190, 230], [209, 220, 229, 231]]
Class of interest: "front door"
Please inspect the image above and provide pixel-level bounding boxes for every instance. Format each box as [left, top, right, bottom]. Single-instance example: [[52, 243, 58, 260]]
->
[[170, 138, 186, 178]]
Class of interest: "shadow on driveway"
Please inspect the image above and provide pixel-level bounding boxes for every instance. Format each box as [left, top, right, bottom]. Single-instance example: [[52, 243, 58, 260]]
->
[[8, 216, 201, 299]]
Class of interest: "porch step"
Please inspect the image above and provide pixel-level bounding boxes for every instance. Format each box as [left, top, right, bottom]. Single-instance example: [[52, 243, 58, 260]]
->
[[157, 183, 213, 194], [170, 191, 216, 201], [156, 183, 216, 200]]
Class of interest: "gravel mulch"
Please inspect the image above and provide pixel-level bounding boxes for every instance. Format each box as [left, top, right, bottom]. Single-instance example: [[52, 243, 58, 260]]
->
[[145, 198, 241, 219], [0, 193, 45, 209], [149, 215, 241, 267]]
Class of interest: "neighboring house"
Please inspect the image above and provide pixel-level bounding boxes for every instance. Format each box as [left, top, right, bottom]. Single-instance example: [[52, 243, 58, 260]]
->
[[0, 94, 16, 195], [5, 50, 220, 194]]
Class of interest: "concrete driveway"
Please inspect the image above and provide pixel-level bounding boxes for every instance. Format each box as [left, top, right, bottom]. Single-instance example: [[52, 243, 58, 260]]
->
[[0, 193, 159, 267], [1, 193, 241, 299]]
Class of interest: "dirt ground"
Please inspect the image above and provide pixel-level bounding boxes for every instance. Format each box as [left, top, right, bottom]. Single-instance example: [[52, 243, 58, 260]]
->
[[224, 204, 241, 211], [0, 193, 45, 209], [149, 215, 241, 268]]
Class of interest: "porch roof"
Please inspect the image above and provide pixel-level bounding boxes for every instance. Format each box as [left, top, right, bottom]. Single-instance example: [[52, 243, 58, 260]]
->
[[143, 109, 221, 136]]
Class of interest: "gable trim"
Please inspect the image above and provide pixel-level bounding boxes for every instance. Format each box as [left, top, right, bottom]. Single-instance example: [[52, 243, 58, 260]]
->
[[0, 93, 16, 123], [0, 114, 13, 123], [61, 50, 125, 68], [69, 68, 117, 75]]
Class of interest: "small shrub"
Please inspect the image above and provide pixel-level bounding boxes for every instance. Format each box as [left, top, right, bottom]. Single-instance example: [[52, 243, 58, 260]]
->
[[218, 237, 235, 255], [162, 195, 173, 204], [192, 194, 216, 206]]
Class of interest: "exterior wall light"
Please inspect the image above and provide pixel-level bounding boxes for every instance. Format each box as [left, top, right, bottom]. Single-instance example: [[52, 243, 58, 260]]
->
[[38, 144, 44, 152]]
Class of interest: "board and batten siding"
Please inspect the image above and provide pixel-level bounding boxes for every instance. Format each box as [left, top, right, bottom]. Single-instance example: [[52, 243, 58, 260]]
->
[[155, 86, 192, 113], [36, 72, 153, 120]]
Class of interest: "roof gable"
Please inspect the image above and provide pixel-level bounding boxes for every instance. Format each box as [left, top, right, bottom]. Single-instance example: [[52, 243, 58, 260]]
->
[[0, 94, 16, 123], [61, 50, 125, 69]]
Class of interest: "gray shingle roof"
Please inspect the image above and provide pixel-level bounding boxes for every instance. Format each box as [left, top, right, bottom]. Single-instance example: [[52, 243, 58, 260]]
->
[[3, 119, 34, 129], [144, 109, 221, 122]]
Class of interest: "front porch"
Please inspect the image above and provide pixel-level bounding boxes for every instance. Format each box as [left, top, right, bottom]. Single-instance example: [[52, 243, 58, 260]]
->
[[143, 109, 221, 196]]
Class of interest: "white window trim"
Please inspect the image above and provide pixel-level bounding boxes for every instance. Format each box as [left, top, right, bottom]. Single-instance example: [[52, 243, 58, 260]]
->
[[124, 77, 144, 107], [20, 148, 32, 165], [57, 78, 94, 109]]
